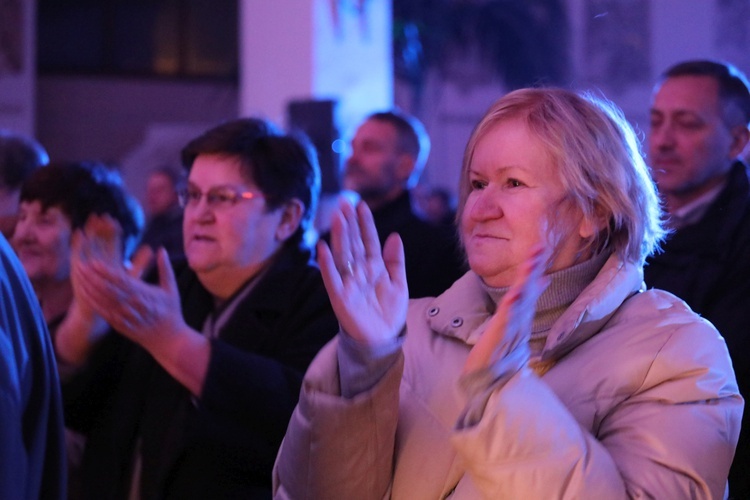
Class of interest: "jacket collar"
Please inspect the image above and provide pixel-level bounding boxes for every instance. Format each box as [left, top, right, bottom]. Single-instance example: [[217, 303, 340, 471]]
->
[[178, 244, 316, 331], [653, 160, 750, 255], [426, 254, 644, 360]]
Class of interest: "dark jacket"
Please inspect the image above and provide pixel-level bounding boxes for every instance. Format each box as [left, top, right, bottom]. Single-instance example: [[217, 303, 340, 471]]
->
[[0, 235, 66, 499], [140, 205, 184, 260], [370, 191, 465, 299], [644, 160, 750, 499], [64, 244, 337, 499]]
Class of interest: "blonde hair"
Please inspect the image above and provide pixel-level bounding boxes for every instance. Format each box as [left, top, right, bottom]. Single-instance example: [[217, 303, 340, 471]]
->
[[457, 88, 665, 265]]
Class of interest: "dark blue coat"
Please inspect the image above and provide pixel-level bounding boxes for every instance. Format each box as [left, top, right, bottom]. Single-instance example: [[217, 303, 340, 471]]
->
[[0, 235, 66, 499]]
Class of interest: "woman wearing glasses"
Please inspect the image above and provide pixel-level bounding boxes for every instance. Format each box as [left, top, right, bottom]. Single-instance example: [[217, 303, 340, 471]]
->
[[56, 118, 338, 499]]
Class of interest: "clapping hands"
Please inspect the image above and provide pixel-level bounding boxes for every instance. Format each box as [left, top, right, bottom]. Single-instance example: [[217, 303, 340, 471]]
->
[[70, 214, 185, 353], [464, 244, 551, 374]]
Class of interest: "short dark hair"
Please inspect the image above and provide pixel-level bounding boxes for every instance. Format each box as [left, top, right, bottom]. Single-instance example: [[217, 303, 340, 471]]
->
[[660, 60, 750, 127], [181, 118, 321, 249], [20, 162, 144, 257], [0, 131, 49, 190], [367, 110, 430, 171]]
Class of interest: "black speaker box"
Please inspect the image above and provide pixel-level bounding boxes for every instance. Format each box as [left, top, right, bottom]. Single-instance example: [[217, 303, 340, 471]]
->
[[287, 99, 341, 194]]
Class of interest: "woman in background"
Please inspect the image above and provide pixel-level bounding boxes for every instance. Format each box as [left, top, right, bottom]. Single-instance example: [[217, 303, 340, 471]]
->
[[12, 161, 142, 345], [11, 161, 143, 499]]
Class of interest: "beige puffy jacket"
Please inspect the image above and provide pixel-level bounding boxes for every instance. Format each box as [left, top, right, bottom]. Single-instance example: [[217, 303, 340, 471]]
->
[[274, 255, 742, 499]]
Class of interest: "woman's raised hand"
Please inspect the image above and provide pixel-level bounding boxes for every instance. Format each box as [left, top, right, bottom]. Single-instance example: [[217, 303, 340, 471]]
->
[[318, 200, 409, 347]]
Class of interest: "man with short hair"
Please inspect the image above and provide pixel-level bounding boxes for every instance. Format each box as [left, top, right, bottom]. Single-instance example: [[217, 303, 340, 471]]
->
[[645, 59, 750, 499], [343, 110, 465, 298], [141, 165, 184, 258]]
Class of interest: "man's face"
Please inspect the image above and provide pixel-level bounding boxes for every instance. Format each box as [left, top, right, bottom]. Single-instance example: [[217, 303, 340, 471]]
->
[[146, 172, 179, 216], [343, 119, 407, 204], [648, 75, 737, 203]]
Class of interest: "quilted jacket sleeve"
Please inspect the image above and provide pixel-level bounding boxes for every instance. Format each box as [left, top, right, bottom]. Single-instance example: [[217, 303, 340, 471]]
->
[[273, 337, 404, 500]]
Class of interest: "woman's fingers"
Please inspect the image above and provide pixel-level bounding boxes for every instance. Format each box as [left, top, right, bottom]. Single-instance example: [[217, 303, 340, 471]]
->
[[465, 245, 552, 374], [72, 256, 142, 332], [355, 201, 381, 260], [317, 240, 344, 296], [329, 203, 351, 277], [329, 199, 382, 282], [129, 245, 154, 279], [342, 200, 365, 265], [83, 213, 122, 264], [156, 247, 178, 296], [382, 232, 406, 289], [71, 266, 117, 324]]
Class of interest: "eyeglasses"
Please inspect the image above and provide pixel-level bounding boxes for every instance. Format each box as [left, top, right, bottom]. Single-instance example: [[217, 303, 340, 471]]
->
[[178, 185, 262, 210]]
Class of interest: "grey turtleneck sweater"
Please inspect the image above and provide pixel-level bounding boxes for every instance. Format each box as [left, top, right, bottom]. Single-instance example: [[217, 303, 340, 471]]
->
[[481, 251, 609, 357]]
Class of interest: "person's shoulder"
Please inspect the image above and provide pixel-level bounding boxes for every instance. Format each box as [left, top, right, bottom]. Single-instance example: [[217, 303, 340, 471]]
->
[[578, 288, 735, 398], [257, 245, 327, 299], [0, 235, 42, 316], [613, 288, 727, 353], [617, 287, 705, 321], [726, 160, 750, 209]]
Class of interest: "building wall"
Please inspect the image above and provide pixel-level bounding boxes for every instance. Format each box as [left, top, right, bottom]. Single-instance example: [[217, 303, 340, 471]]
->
[[34, 0, 750, 205], [36, 75, 237, 202], [395, 0, 750, 195]]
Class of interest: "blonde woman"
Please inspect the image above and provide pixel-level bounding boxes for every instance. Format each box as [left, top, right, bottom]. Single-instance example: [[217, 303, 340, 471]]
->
[[274, 89, 741, 499]]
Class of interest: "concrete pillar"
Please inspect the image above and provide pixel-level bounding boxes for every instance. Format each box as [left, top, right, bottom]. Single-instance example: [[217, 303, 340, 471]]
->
[[238, 0, 392, 132]]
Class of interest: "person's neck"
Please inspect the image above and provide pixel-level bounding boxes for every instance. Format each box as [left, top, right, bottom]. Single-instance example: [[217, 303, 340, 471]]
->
[[148, 203, 181, 221], [33, 278, 74, 324], [361, 188, 406, 212], [662, 172, 729, 214], [197, 259, 271, 304]]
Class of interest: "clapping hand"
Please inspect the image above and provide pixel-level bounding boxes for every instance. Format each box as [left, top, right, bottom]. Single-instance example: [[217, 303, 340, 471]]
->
[[464, 244, 551, 374], [317, 200, 409, 347], [71, 214, 185, 354], [57, 214, 154, 366]]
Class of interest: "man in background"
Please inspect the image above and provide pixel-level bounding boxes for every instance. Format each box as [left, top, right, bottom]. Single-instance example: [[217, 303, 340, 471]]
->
[[0, 131, 48, 237], [342, 110, 465, 298], [0, 232, 66, 498], [645, 59, 750, 498], [140, 165, 184, 259]]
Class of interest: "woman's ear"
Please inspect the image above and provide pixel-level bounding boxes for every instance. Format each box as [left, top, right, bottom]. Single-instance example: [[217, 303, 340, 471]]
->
[[578, 207, 607, 241], [578, 217, 597, 240], [275, 199, 304, 242]]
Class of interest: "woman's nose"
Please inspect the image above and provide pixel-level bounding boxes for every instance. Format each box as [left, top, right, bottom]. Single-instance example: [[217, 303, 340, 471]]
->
[[185, 199, 214, 223], [468, 190, 503, 220]]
